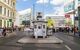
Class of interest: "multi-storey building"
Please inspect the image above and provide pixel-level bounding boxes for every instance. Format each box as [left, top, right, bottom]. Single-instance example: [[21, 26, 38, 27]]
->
[[14, 8, 32, 27], [45, 15, 65, 27], [0, 0, 16, 28], [64, 0, 76, 27]]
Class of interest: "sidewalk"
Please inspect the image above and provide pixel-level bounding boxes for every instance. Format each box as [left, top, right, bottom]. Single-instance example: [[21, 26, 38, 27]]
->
[[6, 32, 16, 37], [0, 32, 16, 38]]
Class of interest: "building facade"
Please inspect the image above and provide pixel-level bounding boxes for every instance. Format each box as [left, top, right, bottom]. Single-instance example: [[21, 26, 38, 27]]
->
[[64, 0, 77, 27], [14, 8, 32, 27], [45, 15, 65, 27], [0, 0, 16, 28]]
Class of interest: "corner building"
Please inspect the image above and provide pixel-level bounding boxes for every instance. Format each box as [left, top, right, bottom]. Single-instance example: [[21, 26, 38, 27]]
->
[[0, 0, 16, 28]]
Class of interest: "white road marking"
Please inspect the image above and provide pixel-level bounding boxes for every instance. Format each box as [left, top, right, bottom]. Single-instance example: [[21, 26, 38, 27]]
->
[[65, 45, 72, 50]]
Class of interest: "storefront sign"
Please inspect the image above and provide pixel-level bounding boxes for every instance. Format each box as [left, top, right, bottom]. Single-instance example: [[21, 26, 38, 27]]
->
[[65, 14, 70, 18]]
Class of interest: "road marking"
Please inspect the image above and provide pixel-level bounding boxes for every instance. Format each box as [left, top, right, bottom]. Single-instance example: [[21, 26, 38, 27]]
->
[[65, 45, 72, 50]]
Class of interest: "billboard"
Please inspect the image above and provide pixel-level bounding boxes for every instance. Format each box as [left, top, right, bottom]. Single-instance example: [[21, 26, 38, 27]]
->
[[78, 0, 80, 4], [64, 1, 74, 12]]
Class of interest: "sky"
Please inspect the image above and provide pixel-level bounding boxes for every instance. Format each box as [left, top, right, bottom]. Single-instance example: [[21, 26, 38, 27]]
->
[[16, 0, 67, 15]]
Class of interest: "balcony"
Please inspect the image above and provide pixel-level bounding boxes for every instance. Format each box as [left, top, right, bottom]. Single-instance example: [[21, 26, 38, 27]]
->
[[0, 0, 16, 10]]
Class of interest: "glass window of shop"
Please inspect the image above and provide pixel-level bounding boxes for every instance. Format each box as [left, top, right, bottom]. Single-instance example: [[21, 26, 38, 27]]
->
[[0, 6, 2, 14], [7, 21, 9, 27], [0, 20, 2, 27], [10, 12, 12, 17], [3, 20, 6, 27]]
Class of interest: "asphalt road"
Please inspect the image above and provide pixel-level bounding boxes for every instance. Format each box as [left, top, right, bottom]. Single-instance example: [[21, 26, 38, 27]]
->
[[0, 31, 80, 50], [55, 32, 80, 50]]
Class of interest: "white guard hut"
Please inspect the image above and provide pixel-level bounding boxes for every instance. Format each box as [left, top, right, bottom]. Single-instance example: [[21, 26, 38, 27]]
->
[[33, 12, 47, 38]]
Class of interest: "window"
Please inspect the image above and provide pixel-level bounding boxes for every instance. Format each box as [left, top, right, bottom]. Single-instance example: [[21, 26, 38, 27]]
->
[[8, 0, 9, 4], [8, 10, 9, 17], [34, 25, 37, 28], [12, 2, 15, 7], [4, 8, 6, 15], [38, 26, 41, 29], [43, 25, 45, 28], [12, 12, 15, 17], [0, 20, 2, 27], [10, 12, 12, 17], [4, 0, 6, 2], [13, 2, 15, 7], [0, 6, 2, 14]]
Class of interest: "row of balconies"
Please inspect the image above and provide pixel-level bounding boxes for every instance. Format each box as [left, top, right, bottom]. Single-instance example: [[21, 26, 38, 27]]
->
[[0, 6, 15, 19], [0, 0, 16, 10]]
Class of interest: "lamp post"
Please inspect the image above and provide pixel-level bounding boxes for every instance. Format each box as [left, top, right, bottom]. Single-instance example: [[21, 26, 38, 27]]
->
[[43, 0, 44, 17], [78, 5, 80, 37], [73, 0, 75, 36], [33, 4, 35, 21]]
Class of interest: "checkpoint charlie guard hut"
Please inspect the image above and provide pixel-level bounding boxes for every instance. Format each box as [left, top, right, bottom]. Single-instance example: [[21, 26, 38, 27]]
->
[[32, 12, 47, 38]]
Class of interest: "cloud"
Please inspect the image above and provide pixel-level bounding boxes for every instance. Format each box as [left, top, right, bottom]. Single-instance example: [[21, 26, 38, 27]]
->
[[53, 6, 64, 15], [64, 0, 74, 5], [36, 0, 49, 4], [36, 0, 65, 6], [17, 0, 28, 2], [23, 0, 27, 1], [50, 0, 64, 6]]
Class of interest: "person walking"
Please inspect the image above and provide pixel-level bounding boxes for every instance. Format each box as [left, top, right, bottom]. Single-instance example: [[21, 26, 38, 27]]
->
[[2, 27, 6, 37]]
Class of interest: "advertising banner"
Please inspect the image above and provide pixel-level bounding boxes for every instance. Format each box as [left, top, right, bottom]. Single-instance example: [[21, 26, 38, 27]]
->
[[78, 0, 80, 4], [64, 1, 74, 12]]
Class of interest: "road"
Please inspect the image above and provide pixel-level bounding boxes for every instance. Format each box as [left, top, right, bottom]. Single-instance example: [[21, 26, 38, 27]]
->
[[55, 32, 80, 50], [0, 31, 80, 50]]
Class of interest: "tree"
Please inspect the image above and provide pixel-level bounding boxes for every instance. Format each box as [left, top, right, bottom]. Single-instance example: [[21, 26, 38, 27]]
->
[[22, 20, 30, 25]]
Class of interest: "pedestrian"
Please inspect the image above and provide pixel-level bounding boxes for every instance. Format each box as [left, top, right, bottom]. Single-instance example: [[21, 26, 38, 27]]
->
[[52, 28, 55, 33], [66, 27, 69, 34], [72, 27, 74, 33], [2, 27, 6, 37]]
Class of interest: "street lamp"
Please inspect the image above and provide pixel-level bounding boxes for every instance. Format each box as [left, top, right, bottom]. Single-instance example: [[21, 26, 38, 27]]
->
[[73, 0, 75, 36], [33, 3, 35, 20]]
